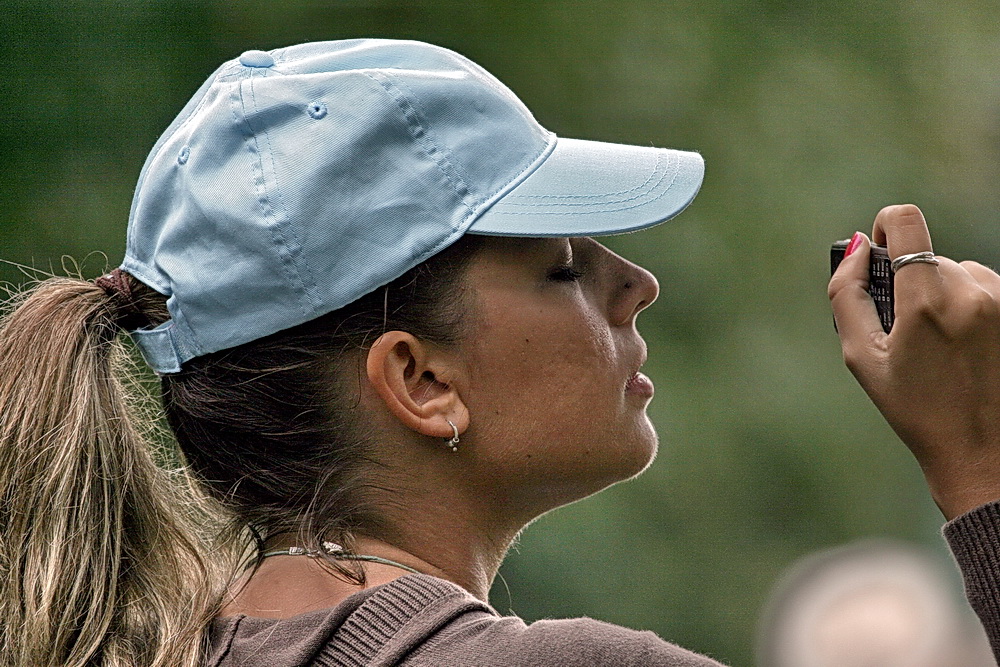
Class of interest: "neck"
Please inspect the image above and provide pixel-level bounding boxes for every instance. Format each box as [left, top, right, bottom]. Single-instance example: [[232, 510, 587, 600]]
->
[[361, 486, 521, 602], [234, 486, 521, 613]]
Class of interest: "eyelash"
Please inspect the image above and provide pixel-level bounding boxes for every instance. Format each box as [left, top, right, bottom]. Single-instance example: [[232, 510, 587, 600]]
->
[[548, 264, 584, 282]]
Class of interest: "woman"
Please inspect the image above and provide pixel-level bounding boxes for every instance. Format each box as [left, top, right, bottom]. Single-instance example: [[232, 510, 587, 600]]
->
[[2, 38, 1000, 667]]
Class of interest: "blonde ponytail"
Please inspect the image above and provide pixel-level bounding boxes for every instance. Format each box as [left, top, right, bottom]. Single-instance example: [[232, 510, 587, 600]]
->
[[0, 276, 221, 666]]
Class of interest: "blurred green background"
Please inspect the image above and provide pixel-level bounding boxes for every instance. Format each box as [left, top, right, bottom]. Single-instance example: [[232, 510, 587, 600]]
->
[[4, 1, 1000, 664]]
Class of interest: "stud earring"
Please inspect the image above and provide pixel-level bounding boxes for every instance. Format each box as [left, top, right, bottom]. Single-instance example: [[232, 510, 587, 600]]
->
[[445, 419, 460, 453]]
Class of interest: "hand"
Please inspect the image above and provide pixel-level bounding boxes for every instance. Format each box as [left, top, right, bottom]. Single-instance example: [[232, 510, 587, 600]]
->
[[829, 204, 1000, 519]]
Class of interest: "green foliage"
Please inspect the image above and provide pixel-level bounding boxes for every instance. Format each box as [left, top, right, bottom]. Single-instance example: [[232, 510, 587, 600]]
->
[[5, 2, 999, 664]]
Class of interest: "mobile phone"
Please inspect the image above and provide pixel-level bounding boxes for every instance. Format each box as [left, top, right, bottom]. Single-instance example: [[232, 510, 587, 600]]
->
[[831, 240, 893, 333]]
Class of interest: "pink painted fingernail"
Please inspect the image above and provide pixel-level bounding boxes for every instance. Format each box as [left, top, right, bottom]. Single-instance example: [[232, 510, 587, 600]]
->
[[844, 232, 863, 258]]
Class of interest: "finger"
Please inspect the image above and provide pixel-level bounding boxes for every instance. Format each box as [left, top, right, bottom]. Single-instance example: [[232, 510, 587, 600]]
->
[[872, 204, 933, 256], [960, 260, 1000, 296], [913, 257, 1000, 336], [891, 257, 994, 332], [829, 232, 885, 348], [872, 204, 943, 301]]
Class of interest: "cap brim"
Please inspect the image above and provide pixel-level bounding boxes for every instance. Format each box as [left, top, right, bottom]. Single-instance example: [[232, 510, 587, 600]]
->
[[467, 136, 704, 237]]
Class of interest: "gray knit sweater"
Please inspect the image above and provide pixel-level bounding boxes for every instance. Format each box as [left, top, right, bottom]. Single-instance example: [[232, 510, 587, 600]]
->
[[206, 501, 1000, 666], [207, 574, 723, 666]]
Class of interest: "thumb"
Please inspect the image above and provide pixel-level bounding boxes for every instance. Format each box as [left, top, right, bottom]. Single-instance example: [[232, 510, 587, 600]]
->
[[829, 232, 885, 349]]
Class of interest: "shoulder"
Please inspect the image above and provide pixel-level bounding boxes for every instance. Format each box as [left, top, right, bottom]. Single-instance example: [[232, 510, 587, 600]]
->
[[527, 618, 726, 666], [207, 574, 725, 667], [405, 587, 726, 667], [206, 574, 486, 666]]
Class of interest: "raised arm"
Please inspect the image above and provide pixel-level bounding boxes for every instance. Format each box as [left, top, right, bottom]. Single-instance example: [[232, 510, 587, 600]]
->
[[829, 204, 1000, 657]]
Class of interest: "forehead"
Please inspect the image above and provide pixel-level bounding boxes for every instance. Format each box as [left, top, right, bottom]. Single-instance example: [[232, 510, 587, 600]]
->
[[473, 236, 598, 260]]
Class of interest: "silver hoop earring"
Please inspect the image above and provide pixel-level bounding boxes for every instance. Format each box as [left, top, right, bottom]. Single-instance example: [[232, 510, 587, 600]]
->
[[445, 419, 460, 453]]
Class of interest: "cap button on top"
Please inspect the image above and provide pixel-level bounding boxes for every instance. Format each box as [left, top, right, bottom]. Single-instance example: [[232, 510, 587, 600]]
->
[[239, 50, 275, 68]]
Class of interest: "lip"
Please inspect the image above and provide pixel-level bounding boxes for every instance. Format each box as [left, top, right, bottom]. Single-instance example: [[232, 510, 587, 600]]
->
[[624, 371, 654, 398], [624, 345, 650, 396]]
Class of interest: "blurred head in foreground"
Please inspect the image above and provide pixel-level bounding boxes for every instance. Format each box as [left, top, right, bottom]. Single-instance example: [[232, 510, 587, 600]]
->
[[757, 539, 993, 667]]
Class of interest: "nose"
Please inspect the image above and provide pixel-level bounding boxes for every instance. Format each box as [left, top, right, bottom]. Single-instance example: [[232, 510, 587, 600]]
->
[[611, 259, 659, 327]]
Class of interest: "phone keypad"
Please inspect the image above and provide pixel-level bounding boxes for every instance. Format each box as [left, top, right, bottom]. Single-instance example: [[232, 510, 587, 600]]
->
[[830, 242, 894, 334], [869, 254, 894, 333]]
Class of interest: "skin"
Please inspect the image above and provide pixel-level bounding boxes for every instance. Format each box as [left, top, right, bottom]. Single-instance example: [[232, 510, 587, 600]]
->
[[829, 204, 1000, 520], [222, 236, 660, 618]]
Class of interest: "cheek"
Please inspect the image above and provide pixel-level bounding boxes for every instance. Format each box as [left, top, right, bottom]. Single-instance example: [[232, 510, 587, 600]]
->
[[471, 306, 615, 409], [464, 307, 643, 466]]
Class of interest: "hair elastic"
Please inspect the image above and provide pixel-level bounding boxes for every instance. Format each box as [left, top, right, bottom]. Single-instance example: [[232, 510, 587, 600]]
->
[[95, 268, 143, 326]]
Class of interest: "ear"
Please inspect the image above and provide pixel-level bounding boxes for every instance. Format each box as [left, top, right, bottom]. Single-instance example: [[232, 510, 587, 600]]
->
[[365, 331, 470, 440]]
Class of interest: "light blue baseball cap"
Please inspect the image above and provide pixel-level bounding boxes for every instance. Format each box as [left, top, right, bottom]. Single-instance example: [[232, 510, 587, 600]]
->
[[121, 39, 704, 374]]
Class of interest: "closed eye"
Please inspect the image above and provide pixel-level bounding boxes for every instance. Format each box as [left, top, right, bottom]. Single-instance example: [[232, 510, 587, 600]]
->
[[548, 265, 584, 282]]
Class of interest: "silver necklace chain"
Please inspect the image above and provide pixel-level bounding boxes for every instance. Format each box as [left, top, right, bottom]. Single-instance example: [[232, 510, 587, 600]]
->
[[260, 541, 423, 576]]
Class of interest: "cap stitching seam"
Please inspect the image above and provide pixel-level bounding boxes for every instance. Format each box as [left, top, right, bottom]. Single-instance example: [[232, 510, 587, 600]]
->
[[264, 49, 302, 77], [388, 75, 480, 201], [237, 73, 314, 320], [505, 151, 663, 200], [497, 151, 675, 209], [490, 153, 683, 215], [466, 132, 555, 220], [269, 46, 289, 68], [364, 72, 475, 221], [246, 70, 321, 310], [164, 299, 201, 364]]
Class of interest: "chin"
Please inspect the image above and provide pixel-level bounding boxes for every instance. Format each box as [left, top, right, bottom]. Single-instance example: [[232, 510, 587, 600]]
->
[[492, 419, 660, 515], [620, 428, 660, 481], [621, 409, 659, 465], [585, 424, 660, 495]]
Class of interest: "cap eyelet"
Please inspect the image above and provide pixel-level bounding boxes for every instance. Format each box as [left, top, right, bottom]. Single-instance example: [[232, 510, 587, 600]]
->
[[177, 146, 190, 165], [307, 102, 328, 120]]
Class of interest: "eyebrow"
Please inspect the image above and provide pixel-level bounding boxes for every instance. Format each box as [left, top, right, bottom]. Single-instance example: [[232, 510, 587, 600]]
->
[[510, 237, 571, 259], [490, 237, 575, 266]]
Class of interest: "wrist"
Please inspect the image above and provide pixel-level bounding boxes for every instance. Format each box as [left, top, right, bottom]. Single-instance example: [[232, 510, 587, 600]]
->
[[924, 469, 1000, 521]]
